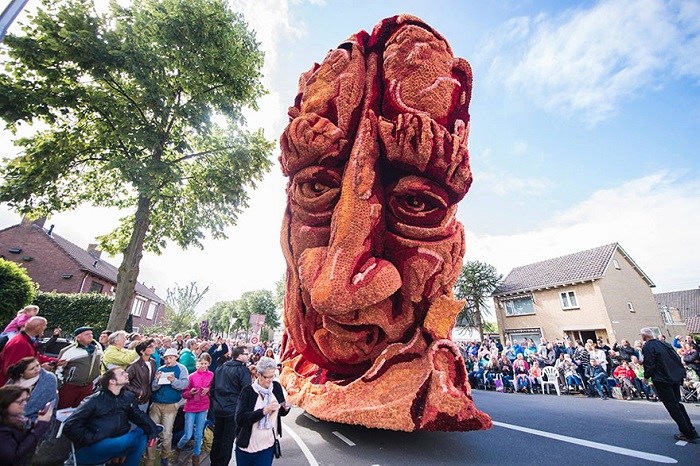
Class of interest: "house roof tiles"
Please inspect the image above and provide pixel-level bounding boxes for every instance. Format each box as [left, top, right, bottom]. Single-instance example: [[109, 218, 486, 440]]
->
[[654, 288, 700, 319], [494, 243, 654, 296], [39, 225, 163, 303], [686, 316, 700, 335]]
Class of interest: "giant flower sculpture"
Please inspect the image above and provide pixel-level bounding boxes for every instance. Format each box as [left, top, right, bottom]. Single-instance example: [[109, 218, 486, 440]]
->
[[278, 15, 492, 432]]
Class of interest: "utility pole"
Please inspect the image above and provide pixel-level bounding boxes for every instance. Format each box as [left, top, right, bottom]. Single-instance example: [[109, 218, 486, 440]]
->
[[0, 0, 30, 42]]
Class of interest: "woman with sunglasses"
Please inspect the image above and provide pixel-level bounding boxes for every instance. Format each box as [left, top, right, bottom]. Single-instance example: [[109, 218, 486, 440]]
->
[[0, 384, 53, 466], [235, 357, 291, 466]]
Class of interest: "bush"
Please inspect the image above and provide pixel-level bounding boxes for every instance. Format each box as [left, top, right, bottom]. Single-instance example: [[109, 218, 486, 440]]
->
[[33, 292, 113, 336], [0, 258, 36, 324]]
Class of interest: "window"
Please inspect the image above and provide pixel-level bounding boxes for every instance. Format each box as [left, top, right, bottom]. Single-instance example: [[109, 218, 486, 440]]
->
[[560, 291, 578, 309], [131, 298, 145, 317], [89, 281, 104, 293], [650, 327, 662, 339], [146, 302, 157, 320], [627, 302, 635, 313], [504, 297, 535, 316], [613, 259, 621, 270]]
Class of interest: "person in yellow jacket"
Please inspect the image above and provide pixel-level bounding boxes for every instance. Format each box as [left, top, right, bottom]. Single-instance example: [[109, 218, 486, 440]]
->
[[101, 330, 138, 373]]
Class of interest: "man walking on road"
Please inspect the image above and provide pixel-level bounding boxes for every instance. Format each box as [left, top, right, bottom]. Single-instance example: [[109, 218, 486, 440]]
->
[[641, 327, 699, 443], [210, 345, 251, 466]]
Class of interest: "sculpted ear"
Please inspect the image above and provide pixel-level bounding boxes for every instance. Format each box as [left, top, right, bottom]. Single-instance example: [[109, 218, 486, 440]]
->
[[448, 57, 473, 129]]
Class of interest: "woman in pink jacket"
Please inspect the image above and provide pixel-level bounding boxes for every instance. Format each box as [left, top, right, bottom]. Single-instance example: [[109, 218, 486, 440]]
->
[[173, 353, 213, 466]]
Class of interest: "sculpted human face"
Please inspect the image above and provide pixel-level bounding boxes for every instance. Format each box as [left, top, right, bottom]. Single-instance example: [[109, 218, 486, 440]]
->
[[281, 19, 472, 377]]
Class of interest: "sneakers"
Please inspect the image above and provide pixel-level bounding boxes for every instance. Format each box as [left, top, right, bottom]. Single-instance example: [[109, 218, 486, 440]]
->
[[674, 433, 698, 444], [600, 396, 608, 400]]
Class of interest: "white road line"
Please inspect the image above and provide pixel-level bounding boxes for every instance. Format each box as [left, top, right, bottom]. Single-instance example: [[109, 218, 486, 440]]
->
[[303, 412, 320, 422], [283, 423, 320, 466], [333, 431, 356, 446], [493, 421, 677, 464]]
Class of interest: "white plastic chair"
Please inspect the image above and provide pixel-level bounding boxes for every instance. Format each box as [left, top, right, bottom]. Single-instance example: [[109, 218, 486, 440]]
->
[[541, 366, 561, 396]]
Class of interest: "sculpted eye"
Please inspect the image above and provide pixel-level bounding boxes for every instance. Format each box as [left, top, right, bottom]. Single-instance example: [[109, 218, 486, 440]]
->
[[290, 166, 342, 226], [301, 181, 334, 197], [386, 176, 455, 239], [396, 194, 439, 214]]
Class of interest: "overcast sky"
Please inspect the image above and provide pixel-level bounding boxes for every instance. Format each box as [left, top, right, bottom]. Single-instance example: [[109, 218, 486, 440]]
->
[[2, 0, 699, 315]]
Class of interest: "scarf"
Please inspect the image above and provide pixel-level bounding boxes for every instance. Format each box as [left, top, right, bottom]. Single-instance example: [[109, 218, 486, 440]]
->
[[251, 380, 274, 430], [16, 374, 40, 389]]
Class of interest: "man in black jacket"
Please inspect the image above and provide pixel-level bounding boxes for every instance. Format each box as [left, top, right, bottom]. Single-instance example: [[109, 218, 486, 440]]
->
[[641, 327, 699, 443], [64, 367, 159, 466], [210, 345, 251, 466]]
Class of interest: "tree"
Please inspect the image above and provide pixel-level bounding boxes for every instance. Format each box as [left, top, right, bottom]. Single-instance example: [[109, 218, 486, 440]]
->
[[202, 300, 238, 336], [453, 261, 502, 341], [164, 281, 208, 335], [273, 273, 285, 311], [0, 0, 274, 330], [236, 289, 279, 340], [0, 258, 36, 322]]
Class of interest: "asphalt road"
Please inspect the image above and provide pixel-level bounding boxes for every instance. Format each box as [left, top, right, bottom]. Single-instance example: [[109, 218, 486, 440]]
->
[[257, 389, 700, 466]]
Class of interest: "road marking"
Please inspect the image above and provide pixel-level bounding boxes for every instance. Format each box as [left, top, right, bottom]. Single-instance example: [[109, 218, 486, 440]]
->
[[493, 421, 677, 464], [333, 431, 356, 446], [303, 412, 320, 422], [283, 423, 320, 466]]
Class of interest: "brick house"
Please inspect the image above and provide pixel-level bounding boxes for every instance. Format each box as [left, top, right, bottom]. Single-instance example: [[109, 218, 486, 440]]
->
[[0, 217, 165, 332], [655, 287, 700, 337], [492, 243, 667, 346]]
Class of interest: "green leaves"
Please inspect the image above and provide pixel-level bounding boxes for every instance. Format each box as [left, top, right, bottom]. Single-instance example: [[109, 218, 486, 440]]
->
[[163, 281, 209, 334], [453, 261, 503, 337], [0, 258, 37, 322], [0, 0, 273, 252], [33, 291, 114, 334]]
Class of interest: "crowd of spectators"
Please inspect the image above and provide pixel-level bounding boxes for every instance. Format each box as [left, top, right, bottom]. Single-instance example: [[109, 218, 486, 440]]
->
[[459, 333, 700, 403], [0, 305, 282, 466]]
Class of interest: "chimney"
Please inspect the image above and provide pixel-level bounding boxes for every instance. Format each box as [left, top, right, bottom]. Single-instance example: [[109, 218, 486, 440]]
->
[[87, 243, 102, 259], [21, 215, 46, 228]]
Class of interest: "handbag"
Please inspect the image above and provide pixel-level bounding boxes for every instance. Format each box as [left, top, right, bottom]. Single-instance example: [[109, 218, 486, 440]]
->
[[273, 428, 281, 458], [494, 378, 504, 392]]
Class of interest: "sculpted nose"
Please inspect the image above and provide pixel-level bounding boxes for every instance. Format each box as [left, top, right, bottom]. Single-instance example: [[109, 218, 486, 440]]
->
[[299, 113, 401, 315]]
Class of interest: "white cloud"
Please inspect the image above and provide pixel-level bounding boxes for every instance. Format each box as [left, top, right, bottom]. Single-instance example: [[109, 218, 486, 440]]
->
[[476, 170, 552, 196], [485, 0, 700, 123], [465, 171, 700, 292]]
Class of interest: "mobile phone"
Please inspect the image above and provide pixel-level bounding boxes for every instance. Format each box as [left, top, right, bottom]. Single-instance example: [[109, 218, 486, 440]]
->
[[38, 401, 51, 415]]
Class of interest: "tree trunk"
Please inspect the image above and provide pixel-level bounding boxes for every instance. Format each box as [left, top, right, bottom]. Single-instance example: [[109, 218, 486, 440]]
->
[[107, 195, 152, 331], [477, 310, 484, 342]]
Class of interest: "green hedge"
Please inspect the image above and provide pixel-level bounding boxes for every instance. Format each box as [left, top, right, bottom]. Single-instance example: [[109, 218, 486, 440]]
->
[[0, 258, 37, 324], [33, 292, 113, 336]]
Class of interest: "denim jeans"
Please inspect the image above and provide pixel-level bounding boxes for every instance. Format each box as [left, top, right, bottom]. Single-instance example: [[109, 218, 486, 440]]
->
[[592, 372, 607, 396], [75, 427, 147, 466], [177, 410, 207, 455], [235, 445, 275, 466]]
